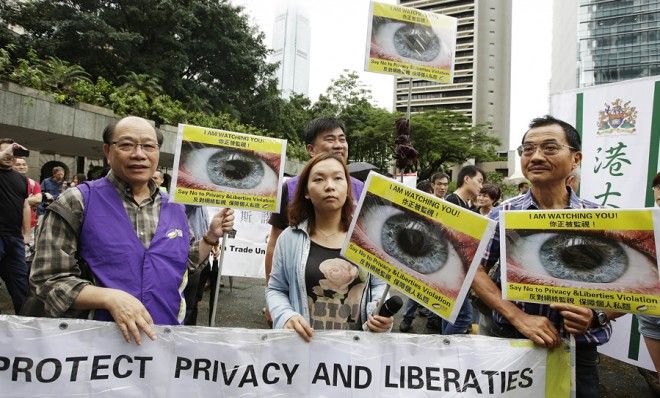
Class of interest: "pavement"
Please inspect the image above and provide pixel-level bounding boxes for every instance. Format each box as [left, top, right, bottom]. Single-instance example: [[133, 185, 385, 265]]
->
[[1, 277, 657, 397]]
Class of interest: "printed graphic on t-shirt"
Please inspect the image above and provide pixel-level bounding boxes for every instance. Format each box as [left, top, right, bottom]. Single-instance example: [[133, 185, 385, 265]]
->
[[306, 246, 365, 331]]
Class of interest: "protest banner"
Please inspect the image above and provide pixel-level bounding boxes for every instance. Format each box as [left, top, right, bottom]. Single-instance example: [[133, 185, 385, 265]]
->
[[341, 172, 496, 323], [550, 76, 660, 369], [207, 208, 269, 279], [170, 124, 287, 212], [364, 1, 457, 83], [500, 208, 660, 317], [0, 315, 572, 397]]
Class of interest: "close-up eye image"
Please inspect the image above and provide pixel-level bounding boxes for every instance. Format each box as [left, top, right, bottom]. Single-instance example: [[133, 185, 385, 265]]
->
[[369, 15, 453, 68], [351, 193, 479, 299], [506, 229, 660, 294], [176, 141, 281, 196]]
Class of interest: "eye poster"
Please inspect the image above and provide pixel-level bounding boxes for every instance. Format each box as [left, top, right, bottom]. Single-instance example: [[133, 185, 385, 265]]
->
[[364, 1, 457, 83], [341, 172, 496, 323], [501, 209, 660, 316], [170, 124, 287, 212]]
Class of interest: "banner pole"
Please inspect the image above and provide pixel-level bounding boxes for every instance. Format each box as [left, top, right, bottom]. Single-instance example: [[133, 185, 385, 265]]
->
[[209, 231, 228, 327], [400, 77, 413, 183], [406, 77, 413, 120]]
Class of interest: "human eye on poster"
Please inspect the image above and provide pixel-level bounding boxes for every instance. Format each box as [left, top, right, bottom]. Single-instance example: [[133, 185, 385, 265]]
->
[[341, 172, 496, 323], [501, 209, 660, 316], [364, 1, 457, 83], [170, 124, 287, 212]]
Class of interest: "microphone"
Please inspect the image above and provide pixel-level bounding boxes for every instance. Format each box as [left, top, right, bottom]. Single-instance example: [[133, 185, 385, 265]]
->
[[377, 296, 403, 317], [362, 296, 403, 332]]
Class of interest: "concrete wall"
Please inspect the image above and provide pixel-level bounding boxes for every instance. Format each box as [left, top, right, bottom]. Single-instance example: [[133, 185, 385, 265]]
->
[[0, 81, 178, 181]]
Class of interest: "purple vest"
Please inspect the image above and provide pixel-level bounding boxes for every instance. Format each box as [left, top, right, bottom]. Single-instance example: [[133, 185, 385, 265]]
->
[[286, 176, 364, 205], [78, 178, 190, 325]]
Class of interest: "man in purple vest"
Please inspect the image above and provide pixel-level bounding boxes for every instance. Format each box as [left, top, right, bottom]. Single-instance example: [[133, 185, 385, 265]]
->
[[264, 117, 364, 325], [29, 116, 234, 344]]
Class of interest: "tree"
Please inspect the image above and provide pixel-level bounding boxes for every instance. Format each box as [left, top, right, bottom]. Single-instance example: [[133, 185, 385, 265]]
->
[[119, 72, 164, 98], [410, 110, 501, 180], [307, 71, 395, 169], [39, 56, 90, 94], [2, 0, 278, 119]]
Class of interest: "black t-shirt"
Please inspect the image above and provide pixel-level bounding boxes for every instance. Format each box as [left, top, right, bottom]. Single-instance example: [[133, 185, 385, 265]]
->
[[444, 192, 477, 212], [305, 241, 365, 331], [0, 168, 28, 236]]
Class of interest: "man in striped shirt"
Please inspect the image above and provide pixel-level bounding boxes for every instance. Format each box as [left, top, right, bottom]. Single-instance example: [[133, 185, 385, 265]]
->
[[472, 115, 620, 398]]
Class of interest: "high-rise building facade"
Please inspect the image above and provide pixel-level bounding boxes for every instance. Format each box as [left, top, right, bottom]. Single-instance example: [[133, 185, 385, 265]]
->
[[552, 0, 660, 91], [271, 5, 311, 99], [394, 0, 512, 154]]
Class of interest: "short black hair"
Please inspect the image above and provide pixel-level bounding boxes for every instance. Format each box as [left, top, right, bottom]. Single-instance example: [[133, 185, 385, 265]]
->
[[430, 172, 450, 184], [523, 115, 581, 151], [480, 183, 502, 202], [518, 182, 529, 189], [102, 119, 164, 146], [416, 179, 433, 193], [456, 165, 485, 188], [303, 117, 346, 145], [653, 171, 660, 187]]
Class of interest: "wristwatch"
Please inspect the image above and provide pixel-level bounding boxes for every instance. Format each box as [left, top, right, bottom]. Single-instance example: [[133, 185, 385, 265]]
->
[[591, 310, 608, 327]]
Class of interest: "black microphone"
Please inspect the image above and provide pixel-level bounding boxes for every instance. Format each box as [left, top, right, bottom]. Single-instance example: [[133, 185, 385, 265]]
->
[[377, 296, 403, 317], [362, 296, 404, 331]]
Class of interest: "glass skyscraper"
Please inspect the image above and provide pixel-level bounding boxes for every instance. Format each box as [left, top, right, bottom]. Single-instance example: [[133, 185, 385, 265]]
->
[[578, 0, 660, 86]]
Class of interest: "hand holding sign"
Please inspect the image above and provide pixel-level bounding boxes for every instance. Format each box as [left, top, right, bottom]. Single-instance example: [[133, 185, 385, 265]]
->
[[206, 208, 235, 242], [284, 314, 314, 342]]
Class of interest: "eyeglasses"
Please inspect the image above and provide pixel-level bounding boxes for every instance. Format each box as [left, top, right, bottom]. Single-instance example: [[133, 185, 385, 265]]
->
[[517, 141, 576, 157], [111, 141, 159, 153]]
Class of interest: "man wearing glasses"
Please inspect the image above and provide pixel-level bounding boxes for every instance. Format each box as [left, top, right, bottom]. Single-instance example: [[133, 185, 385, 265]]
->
[[472, 115, 619, 398], [27, 116, 235, 344]]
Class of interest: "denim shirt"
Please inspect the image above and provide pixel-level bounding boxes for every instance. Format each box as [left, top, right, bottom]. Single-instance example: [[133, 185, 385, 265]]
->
[[266, 220, 386, 329]]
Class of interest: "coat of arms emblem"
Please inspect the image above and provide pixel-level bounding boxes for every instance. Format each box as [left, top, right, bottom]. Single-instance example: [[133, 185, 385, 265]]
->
[[597, 99, 637, 135]]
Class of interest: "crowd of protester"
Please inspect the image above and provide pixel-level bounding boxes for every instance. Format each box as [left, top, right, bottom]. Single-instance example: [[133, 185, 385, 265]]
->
[[0, 114, 658, 397]]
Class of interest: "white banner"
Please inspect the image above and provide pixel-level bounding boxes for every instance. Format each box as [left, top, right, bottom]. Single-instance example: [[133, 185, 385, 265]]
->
[[0, 316, 572, 397], [580, 79, 655, 209]]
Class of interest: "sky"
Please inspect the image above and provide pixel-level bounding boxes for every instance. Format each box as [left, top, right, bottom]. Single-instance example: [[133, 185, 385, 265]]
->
[[232, 0, 397, 109], [232, 0, 554, 156]]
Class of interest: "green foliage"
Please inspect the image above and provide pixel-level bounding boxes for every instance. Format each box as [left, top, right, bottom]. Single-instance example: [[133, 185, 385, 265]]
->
[[0, 42, 501, 169], [39, 57, 90, 94], [119, 72, 164, 98], [411, 110, 501, 180], [0, 45, 13, 78], [2, 0, 278, 122], [0, 47, 279, 153], [8, 48, 45, 89]]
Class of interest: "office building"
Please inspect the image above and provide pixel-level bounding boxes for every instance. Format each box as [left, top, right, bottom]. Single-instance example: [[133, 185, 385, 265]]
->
[[395, 0, 513, 155], [271, 4, 311, 98], [551, 0, 660, 92]]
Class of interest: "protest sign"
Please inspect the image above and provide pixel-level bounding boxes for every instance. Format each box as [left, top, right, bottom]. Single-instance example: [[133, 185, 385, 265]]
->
[[341, 172, 496, 323], [0, 315, 572, 397], [207, 208, 269, 279], [500, 208, 660, 316], [170, 124, 287, 212], [364, 1, 457, 83]]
